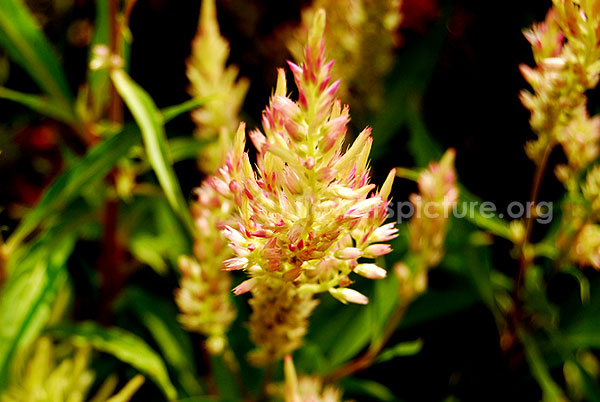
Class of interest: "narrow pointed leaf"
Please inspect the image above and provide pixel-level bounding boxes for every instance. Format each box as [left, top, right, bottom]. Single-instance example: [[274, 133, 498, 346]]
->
[[0, 0, 73, 110], [111, 69, 196, 236], [48, 322, 178, 401], [0, 231, 76, 390], [5, 126, 139, 253], [0, 86, 76, 123]]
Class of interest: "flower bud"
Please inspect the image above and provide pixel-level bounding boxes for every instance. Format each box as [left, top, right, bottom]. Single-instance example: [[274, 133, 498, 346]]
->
[[329, 288, 369, 305], [354, 263, 387, 279]]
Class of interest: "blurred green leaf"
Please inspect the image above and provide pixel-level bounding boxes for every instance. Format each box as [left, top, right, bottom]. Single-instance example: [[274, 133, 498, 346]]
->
[[341, 378, 398, 402], [564, 267, 590, 305], [111, 69, 197, 237], [210, 354, 241, 401], [572, 359, 600, 402], [375, 339, 423, 364], [136, 137, 211, 175], [459, 187, 512, 240], [162, 97, 209, 123], [0, 86, 76, 123], [117, 287, 203, 396], [519, 328, 566, 401], [5, 126, 139, 253], [0, 231, 76, 390], [48, 321, 178, 401], [369, 274, 399, 342], [0, 0, 74, 112], [321, 302, 371, 369], [400, 283, 479, 330]]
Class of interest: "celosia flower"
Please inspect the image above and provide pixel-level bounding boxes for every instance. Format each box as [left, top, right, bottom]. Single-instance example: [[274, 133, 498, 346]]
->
[[394, 150, 458, 299], [2, 337, 143, 402], [521, 1, 600, 271], [571, 223, 600, 269], [583, 165, 600, 219], [186, 0, 249, 174], [175, 182, 237, 355], [288, 0, 402, 114], [213, 10, 397, 362], [520, 2, 600, 181], [408, 149, 458, 268], [222, 9, 396, 302]]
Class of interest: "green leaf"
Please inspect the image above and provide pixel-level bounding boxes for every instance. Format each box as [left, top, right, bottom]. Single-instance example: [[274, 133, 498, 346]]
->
[[136, 137, 211, 175], [519, 328, 566, 401], [322, 303, 371, 369], [0, 231, 76, 390], [0, 0, 74, 111], [0, 86, 76, 123], [395, 167, 512, 240], [459, 186, 512, 240], [116, 288, 203, 396], [111, 69, 197, 237], [48, 322, 178, 401], [5, 126, 140, 253], [375, 339, 423, 363], [369, 274, 399, 342], [162, 97, 209, 123], [341, 378, 397, 402]]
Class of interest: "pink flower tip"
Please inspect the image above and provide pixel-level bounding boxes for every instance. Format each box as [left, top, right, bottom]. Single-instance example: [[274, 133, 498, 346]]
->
[[233, 278, 257, 295]]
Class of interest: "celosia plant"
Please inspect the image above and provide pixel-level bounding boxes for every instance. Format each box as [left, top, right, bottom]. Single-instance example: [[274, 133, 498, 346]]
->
[[213, 10, 397, 363]]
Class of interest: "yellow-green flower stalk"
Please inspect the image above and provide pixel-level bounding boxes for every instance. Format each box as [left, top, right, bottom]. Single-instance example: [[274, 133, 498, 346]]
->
[[186, 0, 249, 174], [2, 337, 144, 402], [288, 0, 402, 114], [520, 0, 600, 182], [213, 10, 397, 363], [177, 0, 247, 353], [394, 150, 458, 300], [175, 182, 237, 355]]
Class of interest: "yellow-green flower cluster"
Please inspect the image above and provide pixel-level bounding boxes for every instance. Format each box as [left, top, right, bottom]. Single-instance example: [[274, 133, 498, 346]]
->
[[566, 166, 600, 269], [247, 279, 318, 365], [186, 0, 249, 174], [520, 0, 600, 181], [212, 10, 397, 361], [395, 150, 458, 300], [176, 0, 243, 354], [521, 1, 600, 271], [2, 337, 143, 402], [175, 182, 237, 355], [288, 0, 402, 114]]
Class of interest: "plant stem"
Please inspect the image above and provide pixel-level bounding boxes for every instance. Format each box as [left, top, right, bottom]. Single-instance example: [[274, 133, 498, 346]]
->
[[222, 345, 251, 401], [257, 362, 275, 402], [514, 145, 552, 321], [326, 300, 410, 382]]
